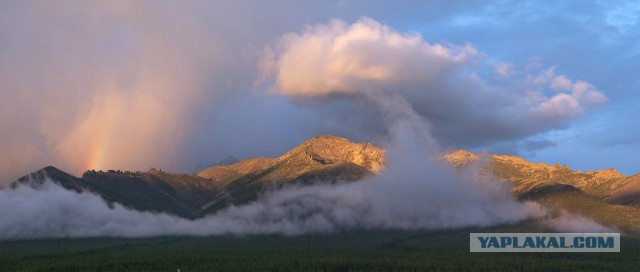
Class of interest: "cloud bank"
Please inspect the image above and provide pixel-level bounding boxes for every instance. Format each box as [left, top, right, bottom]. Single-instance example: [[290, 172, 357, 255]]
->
[[263, 17, 606, 147], [545, 211, 617, 233], [3, 169, 613, 239], [1, 149, 545, 240]]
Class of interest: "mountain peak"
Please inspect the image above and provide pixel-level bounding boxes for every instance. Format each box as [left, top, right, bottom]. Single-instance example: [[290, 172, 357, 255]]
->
[[198, 135, 385, 190], [302, 135, 351, 146], [587, 168, 624, 180], [440, 150, 628, 198], [441, 150, 478, 166], [41, 165, 62, 172], [283, 135, 384, 173], [217, 156, 240, 166], [30, 165, 77, 179], [11, 165, 82, 191]]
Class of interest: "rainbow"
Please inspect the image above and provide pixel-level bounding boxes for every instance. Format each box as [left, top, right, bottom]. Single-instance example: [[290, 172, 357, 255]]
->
[[84, 117, 112, 171]]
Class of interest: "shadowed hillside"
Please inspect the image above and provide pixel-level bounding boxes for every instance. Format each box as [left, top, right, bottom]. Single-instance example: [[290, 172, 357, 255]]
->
[[609, 173, 640, 208], [8, 136, 639, 234], [11, 135, 384, 219], [13, 167, 224, 219]]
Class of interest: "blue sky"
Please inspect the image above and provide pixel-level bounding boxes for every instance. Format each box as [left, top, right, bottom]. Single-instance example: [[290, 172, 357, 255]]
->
[[399, 0, 639, 174], [383, 0, 639, 173], [0, 0, 638, 182]]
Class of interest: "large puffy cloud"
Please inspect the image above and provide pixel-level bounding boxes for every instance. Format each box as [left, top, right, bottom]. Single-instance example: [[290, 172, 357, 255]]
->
[[268, 18, 476, 96], [264, 18, 606, 148]]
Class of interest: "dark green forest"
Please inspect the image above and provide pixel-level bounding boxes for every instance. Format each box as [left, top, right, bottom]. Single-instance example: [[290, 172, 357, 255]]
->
[[1, 229, 638, 271]]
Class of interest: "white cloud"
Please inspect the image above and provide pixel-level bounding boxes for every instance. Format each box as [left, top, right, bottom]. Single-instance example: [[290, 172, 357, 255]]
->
[[551, 75, 572, 90], [265, 17, 607, 148], [267, 17, 477, 96], [494, 62, 514, 78], [532, 93, 581, 120], [545, 210, 617, 233], [530, 68, 606, 121]]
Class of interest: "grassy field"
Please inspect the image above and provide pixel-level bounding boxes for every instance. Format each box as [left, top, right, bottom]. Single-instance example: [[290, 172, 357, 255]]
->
[[1, 228, 638, 271]]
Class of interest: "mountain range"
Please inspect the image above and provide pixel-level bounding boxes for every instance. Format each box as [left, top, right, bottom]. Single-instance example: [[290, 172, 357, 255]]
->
[[9, 135, 640, 234]]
